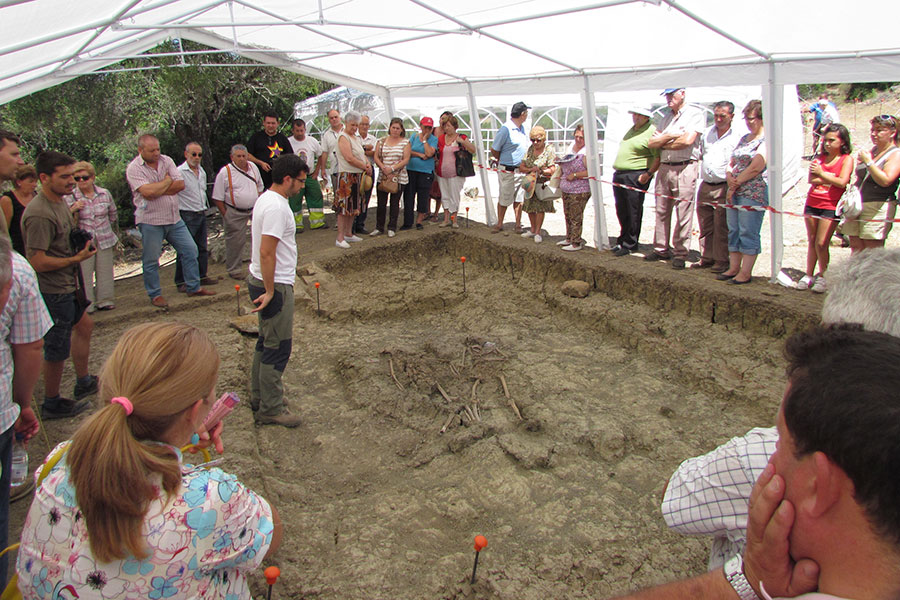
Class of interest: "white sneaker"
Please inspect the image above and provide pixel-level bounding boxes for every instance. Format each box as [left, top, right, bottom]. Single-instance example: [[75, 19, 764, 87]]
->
[[534, 234, 543, 243], [335, 240, 351, 249], [521, 230, 535, 238], [345, 235, 363, 243], [797, 274, 814, 290], [370, 229, 382, 237], [810, 277, 827, 294], [388, 230, 396, 238], [556, 239, 570, 246], [562, 243, 582, 252]]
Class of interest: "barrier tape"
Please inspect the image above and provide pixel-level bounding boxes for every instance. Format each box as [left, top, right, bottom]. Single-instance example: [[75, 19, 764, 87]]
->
[[474, 162, 900, 225]]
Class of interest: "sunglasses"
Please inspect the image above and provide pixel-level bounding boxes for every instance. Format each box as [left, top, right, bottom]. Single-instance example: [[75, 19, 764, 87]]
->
[[874, 114, 897, 127], [530, 138, 544, 143], [190, 152, 203, 157], [73, 176, 92, 182]]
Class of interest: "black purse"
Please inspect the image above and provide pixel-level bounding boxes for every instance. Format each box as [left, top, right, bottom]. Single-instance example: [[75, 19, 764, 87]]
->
[[455, 145, 475, 178]]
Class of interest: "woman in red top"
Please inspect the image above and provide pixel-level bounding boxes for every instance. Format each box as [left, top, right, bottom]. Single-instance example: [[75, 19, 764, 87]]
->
[[802, 123, 854, 292], [435, 115, 476, 227]]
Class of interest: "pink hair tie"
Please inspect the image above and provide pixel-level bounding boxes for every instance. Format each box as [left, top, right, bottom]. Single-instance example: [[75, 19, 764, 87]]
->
[[111, 396, 133, 415]]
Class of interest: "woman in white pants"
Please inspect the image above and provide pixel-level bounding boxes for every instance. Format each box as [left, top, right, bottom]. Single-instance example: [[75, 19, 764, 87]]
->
[[435, 115, 477, 227], [69, 161, 117, 311]]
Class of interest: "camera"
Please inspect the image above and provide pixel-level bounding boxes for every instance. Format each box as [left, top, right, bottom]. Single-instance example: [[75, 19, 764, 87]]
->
[[69, 228, 93, 253]]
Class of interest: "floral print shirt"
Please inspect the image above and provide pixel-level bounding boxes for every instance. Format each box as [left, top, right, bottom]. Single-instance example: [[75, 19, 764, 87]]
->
[[17, 443, 273, 600], [731, 134, 768, 204], [521, 144, 556, 183]]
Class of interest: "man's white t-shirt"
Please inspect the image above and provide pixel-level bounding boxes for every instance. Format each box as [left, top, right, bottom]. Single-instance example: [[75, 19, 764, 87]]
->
[[250, 190, 297, 286], [288, 136, 322, 173]]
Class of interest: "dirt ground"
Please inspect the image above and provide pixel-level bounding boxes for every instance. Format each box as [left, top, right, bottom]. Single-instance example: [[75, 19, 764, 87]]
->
[[9, 206, 823, 598], [14, 90, 885, 599]]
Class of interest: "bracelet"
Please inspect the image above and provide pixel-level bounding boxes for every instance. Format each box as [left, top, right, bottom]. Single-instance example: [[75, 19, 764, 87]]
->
[[866, 161, 874, 168]]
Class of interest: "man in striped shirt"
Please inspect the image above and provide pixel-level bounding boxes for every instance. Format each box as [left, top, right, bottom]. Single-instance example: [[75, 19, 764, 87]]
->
[[125, 134, 216, 308]]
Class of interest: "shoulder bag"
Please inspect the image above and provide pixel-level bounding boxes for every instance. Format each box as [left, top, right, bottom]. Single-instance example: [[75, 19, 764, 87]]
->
[[377, 140, 400, 194], [455, 136, 476, 178], [838, 148, 897, 219]]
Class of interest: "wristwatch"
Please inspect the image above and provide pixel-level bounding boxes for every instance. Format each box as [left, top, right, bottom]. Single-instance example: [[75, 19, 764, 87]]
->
[[724, 554, 761, 600]]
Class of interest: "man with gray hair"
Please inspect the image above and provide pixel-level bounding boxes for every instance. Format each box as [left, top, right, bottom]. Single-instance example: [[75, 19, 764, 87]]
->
[[175, 142, 217, 291], [0, 232, 52, 583], [211, 145, 264, 280], [126, 134, 216, 308], [661, 248, 900, 569]]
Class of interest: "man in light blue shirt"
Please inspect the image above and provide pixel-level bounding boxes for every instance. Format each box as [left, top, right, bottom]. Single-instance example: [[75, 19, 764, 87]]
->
[[175, 142, 215, 290], [490, 101, 530, 233]]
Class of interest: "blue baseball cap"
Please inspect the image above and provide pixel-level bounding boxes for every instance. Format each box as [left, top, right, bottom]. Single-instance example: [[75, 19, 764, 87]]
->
[[662, 88, 684, 95]]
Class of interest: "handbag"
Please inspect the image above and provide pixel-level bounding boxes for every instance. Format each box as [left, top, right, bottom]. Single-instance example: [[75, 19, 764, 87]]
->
[[837, 149, 897, 219], [455, 146, 475, 178], [377, 139, 401, 194], [377, 175, 399, 194]]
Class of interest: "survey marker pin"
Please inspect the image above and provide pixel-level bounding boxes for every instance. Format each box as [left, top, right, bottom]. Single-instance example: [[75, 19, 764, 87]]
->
[[264, 566, 280, 600], [470, 535, 488, 584], [465, 206, 469, 228], [460, 257, 467, 295], [314, 281, 321, 315], [234, 284, 240, 315]]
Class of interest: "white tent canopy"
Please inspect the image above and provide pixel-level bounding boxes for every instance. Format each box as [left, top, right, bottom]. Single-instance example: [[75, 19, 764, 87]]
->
[[2, 0, 898, 276]]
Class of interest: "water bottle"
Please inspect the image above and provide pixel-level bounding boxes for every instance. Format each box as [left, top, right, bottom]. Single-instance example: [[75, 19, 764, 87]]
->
[[10, 433, 28, 488]]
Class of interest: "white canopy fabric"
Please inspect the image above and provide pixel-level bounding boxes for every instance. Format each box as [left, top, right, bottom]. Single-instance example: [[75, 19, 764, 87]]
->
[[1, 0, 898, 277]]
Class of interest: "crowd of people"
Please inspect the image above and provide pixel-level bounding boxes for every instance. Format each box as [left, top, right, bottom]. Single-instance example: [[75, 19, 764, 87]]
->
[[0, 91, 899, 598]]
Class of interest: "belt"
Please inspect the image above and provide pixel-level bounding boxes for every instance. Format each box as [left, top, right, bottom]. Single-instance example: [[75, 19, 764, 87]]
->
[[662, 160, 696, 166], [703, 181, 727, 186], [500, 164, 518, 172]]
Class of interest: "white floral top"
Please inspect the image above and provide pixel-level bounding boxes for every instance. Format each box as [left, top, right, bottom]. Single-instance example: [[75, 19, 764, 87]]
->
[[17, 443, 273, 600]]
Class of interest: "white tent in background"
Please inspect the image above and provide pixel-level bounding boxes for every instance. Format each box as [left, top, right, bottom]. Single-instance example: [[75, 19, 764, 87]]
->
[[1, 0, 898, 278]]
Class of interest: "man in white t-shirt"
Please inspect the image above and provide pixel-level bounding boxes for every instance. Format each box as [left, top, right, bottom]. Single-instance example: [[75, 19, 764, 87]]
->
[[287, 118, 325, 232], [247, 153, 308, 428]]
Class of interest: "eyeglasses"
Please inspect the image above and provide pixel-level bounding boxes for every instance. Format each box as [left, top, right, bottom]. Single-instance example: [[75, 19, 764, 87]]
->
[[530, 138, 544, 143], [874, 114, 897, 127], [190, 152, 203, 157], [73, 176, 92, 181]]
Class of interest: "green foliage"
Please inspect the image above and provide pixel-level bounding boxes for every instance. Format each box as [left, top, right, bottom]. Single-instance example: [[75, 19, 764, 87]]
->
[[0, 40, 330, 229], [843, 82, 897, 102]]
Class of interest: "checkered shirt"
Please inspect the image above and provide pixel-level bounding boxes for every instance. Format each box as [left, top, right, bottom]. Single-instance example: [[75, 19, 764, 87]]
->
[[67, 185, 118, 250], [0, 252, 53, 432], [126, 153, 184, 226], [661, 426, 778, 568]]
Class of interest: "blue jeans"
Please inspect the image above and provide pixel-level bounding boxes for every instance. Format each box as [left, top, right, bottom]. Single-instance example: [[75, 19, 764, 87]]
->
[[0, 425, 12, 587], [175, 210, 208, 285], [726, 193, 767, 255], [139, 220, 200, 297]]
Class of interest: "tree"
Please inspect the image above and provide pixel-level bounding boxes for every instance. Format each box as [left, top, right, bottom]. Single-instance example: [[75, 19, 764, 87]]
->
[[0, 40, 330, 227]]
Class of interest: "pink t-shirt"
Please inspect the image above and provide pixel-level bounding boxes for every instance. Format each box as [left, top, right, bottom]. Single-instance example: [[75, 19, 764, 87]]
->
[[440, 142, 458, 178]]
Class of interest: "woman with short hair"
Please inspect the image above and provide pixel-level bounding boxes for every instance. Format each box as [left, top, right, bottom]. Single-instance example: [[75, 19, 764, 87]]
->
[[335, 110, 373, 249], [372, 117, 411, 237], [402, 117, 438, 231], [436, 115, 476, 228], [0, 164, 38, 254], [842, 114, 900, 253], [520, 125, 557, 243], [68, 160, 118, 311], [17, 322, 280, 599], [721, 100, 767, 285]]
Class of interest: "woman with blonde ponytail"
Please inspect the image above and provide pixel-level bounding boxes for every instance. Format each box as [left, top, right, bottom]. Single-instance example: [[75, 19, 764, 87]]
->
[[16, 322, 280, 599]]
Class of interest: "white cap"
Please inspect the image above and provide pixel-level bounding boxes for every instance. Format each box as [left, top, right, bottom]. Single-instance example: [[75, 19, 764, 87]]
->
[[628, 106, 653, 118]]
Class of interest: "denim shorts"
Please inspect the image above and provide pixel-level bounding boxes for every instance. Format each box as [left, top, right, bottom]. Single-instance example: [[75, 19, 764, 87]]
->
[[42, 292, 86, 362]]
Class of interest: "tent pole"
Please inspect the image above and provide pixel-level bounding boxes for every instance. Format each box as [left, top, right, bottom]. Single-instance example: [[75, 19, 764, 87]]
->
[[467, 82, 496, 225], [763, 64, 784, 283], [382, 90, 396, 119], [582, 76, 609, 250]]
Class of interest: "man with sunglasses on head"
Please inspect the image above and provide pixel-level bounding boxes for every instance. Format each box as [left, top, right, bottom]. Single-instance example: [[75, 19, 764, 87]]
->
[[175, 142, 216, 292]]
